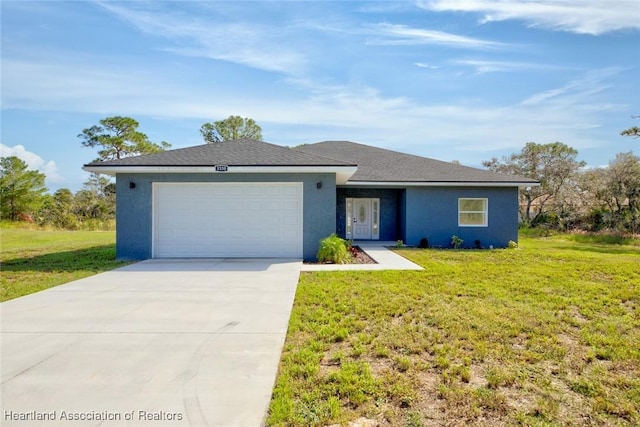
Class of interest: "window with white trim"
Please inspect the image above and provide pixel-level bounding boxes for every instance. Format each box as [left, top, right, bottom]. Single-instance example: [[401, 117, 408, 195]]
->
[[458, 198, 488, 227]]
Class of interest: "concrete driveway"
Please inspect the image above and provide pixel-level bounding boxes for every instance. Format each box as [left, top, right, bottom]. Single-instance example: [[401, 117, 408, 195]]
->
[[1, 258, 302, 427]]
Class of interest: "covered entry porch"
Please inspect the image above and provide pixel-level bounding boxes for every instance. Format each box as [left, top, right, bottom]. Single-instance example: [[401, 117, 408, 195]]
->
[[336, 188, 405, 242]]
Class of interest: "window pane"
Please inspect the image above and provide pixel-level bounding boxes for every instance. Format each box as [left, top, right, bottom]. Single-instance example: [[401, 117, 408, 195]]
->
[[460, 212, 486, 225], [359, 205, 366, 222], [346, 199, 352, 236], [373, 201, 378, 226], [460, 199, 485, 211]]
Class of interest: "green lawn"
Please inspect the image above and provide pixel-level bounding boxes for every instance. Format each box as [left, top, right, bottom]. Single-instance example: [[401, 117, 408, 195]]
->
[[0, 224, 127, 302], [268, 235, 640, 426], [2, 225, 638, 424]]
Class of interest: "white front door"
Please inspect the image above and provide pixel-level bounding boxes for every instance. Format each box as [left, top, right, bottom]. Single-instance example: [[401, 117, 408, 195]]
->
[[346, 198, 380, 240]]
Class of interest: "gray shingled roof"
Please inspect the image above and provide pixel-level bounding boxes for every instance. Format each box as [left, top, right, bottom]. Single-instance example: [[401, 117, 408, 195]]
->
[[85, 138, 355, 167], [86, 138, 536, 184], [296, 141, 537, 184]]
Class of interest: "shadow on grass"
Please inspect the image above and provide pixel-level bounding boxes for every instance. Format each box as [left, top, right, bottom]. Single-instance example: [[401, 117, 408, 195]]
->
[[546, 243, 640, 256], [570, 246, 640, 256], [0, 245, 128, 273]]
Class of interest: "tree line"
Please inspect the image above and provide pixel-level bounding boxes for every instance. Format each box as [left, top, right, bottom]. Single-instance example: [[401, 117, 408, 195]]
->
[[0, 157, 115, 229], [484, 142, 639, 233], [1, 115, 637, 233]]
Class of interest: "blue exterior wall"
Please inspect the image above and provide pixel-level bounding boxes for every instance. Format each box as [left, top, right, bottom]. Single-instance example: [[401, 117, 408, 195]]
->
[[398, 189, 407, 243], [115, 172, 336, 261], [404, 186, 519, 248], [336, 188, 403, 241]]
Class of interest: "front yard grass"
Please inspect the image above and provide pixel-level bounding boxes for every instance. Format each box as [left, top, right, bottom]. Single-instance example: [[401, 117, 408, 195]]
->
[[1, 224, 127, 302], [268, 234, 640, 426]]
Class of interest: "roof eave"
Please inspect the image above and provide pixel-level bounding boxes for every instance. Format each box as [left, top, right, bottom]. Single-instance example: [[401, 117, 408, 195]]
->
[[343, 180, 540, 188], [82, 165, 358, 184]]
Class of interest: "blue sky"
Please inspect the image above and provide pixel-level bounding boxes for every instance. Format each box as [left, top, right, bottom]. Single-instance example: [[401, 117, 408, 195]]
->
[[2, 0, 639, 192]]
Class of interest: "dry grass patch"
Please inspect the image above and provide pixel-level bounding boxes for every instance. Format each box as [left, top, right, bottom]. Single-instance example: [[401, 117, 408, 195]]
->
[[268, 234, 639, 426]]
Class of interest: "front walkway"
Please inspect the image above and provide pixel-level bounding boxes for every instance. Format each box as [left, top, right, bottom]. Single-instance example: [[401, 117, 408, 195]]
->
[[301, 241, 423, 271]]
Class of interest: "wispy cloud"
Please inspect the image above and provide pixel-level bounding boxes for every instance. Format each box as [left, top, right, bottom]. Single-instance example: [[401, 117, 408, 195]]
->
[[414, 62, 440, 69], [1, 57, 181, 113], [418, 0, 640, 35], [452, 58, 563, 74], [94, 1, 306, 74], [356, 2, 417, 14], [368, 23, 505, 48], [1, 50, 626, 162], [0, 143, 63, 184], [255, 76, 621, 156], [520, 67, 622, 106]]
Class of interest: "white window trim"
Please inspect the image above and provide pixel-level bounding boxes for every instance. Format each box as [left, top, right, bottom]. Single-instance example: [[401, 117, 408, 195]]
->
[[458, 198, 488, 227]]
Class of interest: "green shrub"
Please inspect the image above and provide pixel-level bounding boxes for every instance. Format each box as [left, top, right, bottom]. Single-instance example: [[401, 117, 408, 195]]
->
[[317, 234, 352, 264], [507, 240, 518, 249], [450, 235, 463, 249]]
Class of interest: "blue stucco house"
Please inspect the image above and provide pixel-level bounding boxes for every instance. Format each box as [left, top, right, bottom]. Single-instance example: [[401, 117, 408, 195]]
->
[[84, 139, 537, 261]]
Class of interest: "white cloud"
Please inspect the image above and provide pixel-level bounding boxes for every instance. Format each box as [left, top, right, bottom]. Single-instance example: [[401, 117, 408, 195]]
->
[[418, 0, 640, 35], [0, 144, 64, 183], [1, 57, 185, 114], [451, 58, 563, 74], [520, 67, 622, 106], [94, 1, 306, 75], [243, 77, 615, 158], [369, 23, 505, 48], [0, 48, 625, 164], [414, 62, 440, 69]]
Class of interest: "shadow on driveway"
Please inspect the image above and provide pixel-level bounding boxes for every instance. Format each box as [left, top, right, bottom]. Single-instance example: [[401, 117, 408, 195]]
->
[[119, 258, 302, 272]]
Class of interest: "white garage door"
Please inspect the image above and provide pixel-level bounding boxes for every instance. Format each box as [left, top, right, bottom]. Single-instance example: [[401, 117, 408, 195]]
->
[[153, 183, 303, 258]]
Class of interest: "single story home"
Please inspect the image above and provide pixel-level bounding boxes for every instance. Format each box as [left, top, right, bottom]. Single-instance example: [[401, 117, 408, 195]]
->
[[84, 139, 538, 260]]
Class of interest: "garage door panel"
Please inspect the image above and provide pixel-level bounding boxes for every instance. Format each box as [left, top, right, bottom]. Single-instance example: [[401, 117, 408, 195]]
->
[[153, 183, 303, 258]]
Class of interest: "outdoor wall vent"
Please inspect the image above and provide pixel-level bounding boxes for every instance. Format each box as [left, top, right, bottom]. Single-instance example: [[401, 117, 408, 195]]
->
[[129, 182, 136, 189]]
